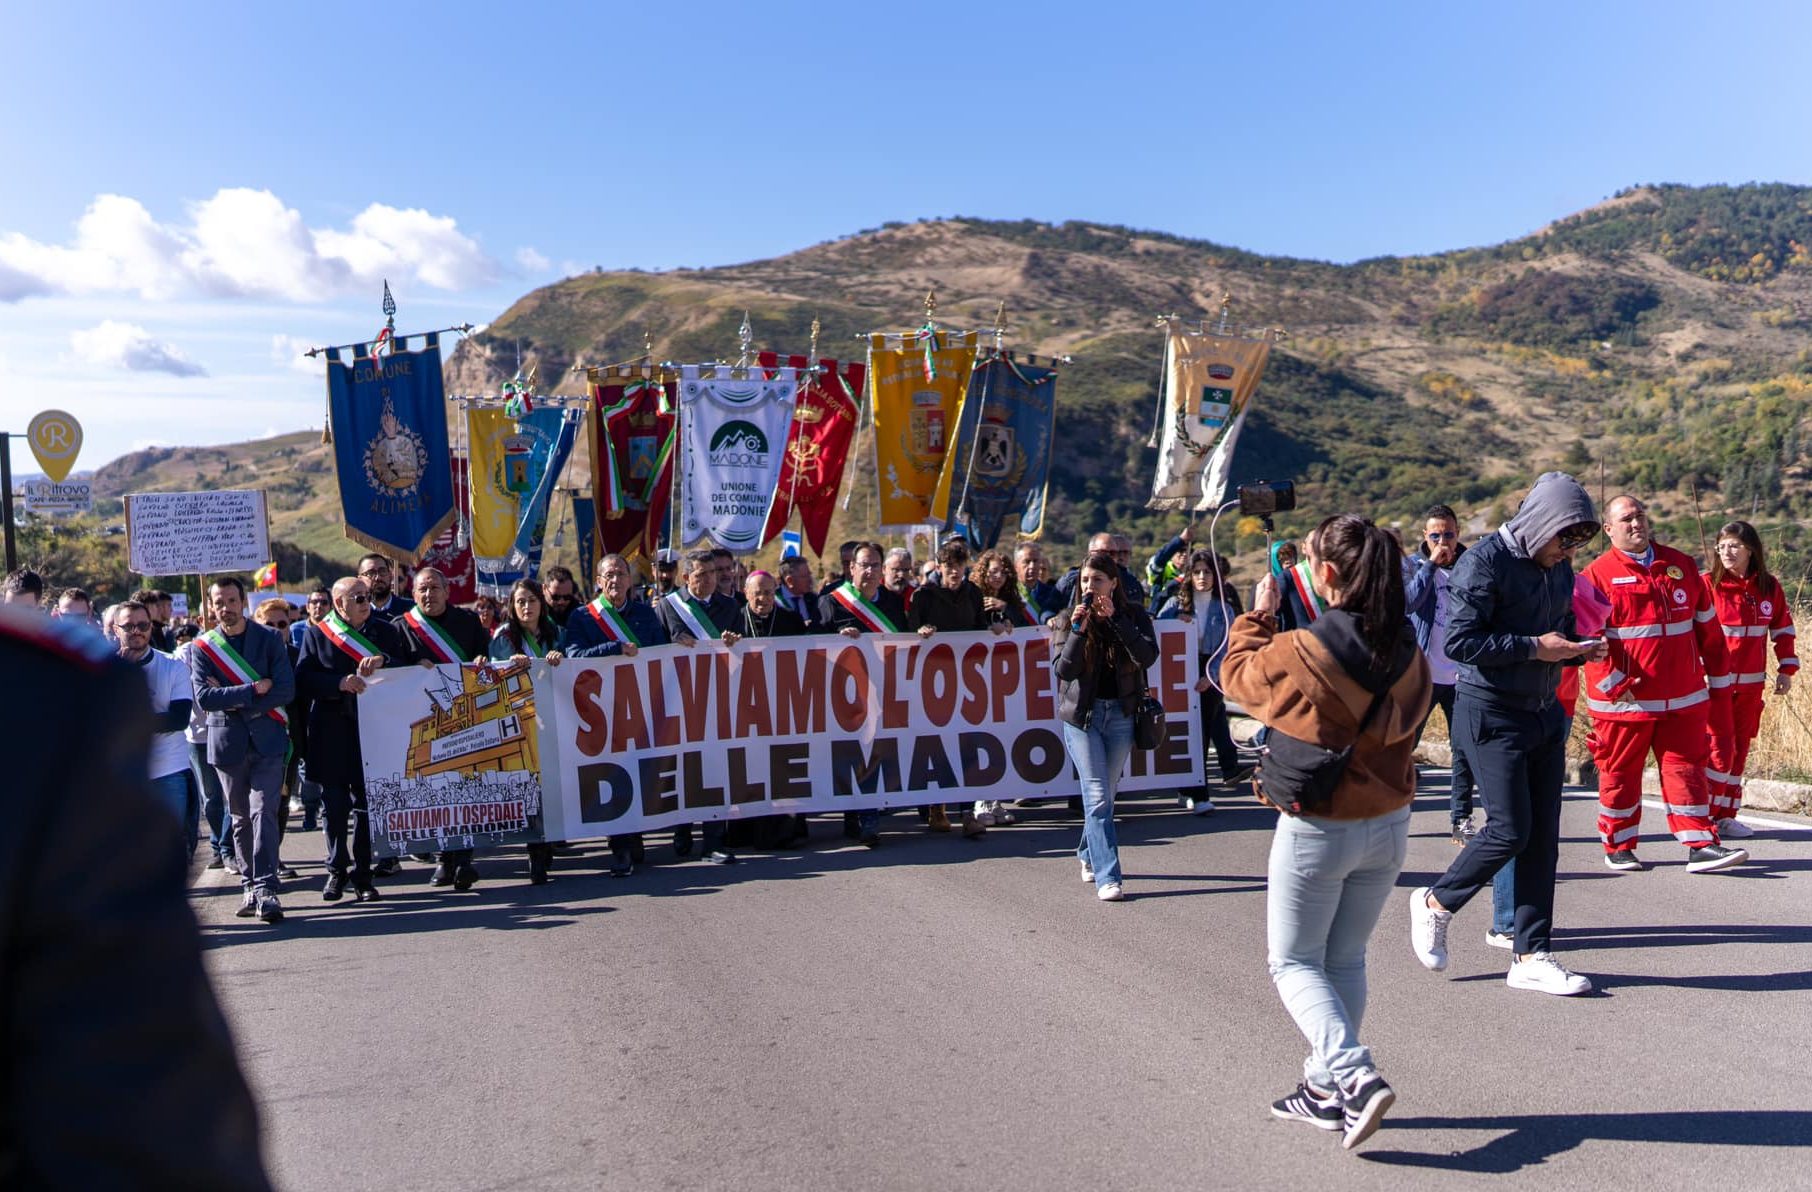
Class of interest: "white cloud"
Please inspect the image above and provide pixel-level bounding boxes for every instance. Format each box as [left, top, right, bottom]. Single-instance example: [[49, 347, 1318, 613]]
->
[[515, 246, 551, 273], [70, 320, 208, 376], [0, 188, 496, 304], [271, 332, 321, 375]]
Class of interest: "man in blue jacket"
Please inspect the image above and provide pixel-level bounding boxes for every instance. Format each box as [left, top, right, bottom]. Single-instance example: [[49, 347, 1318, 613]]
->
[[1409, 473, 1604, 997], [1404, 504, 1476, 843], [190, 575, 295, 924]]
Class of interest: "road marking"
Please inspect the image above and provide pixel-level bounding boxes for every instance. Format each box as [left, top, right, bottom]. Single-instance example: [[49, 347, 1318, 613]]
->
[[1639, 797, 1810, 832]]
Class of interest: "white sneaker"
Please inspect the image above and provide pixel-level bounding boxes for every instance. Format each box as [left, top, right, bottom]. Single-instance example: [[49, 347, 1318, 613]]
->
[[1080, 860, 1095, 884], [1190, 794, 1216, 816], [1097, 883, 1124, 902], [1484, 928, 1513, 950], [1717, 818, 1756, 840], [972, 801, 997, 827], [1506, 951, 1592, 996], [1408, 887, 1452, 972]]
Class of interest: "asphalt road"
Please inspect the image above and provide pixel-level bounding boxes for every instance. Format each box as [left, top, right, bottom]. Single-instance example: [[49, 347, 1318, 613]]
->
[[194, 774, 1812, 1192]]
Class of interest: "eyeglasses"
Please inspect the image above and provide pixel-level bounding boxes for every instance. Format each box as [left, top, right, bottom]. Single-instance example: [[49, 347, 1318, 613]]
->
[[1557, 524, 1598, 550], [120, 621, 152, 632], [1426, 531, 1457, 542], [358, 570, 387, 580], [344, 593, 371, 604]]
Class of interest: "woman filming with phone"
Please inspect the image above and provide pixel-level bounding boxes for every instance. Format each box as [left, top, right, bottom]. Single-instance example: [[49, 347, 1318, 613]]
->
[[1051, 549, 1160, 903], [1222, 514, 1430, 1149]]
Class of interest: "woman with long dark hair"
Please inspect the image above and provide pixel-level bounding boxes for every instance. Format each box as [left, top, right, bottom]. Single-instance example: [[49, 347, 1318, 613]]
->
[[1052, 549, 1160, 902], [1158, 548, 1248, 812], [972, 548, 1037, 628], [488, 578, 563, 884], [1223, 515, 1431, 1149], [1706, 520, 1797, 838]]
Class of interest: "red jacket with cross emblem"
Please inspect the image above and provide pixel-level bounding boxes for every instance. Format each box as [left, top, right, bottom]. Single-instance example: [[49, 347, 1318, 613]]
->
[[1581, 542, 1731, 721], [1709, 570, 1797, 689]]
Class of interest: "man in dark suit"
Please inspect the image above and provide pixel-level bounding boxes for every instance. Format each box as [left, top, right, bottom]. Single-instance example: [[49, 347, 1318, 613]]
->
[[358, 552, 414, 621], [1014, 543, 1062, 625], [540, 565, 580, 629], [398, 566, 492, 890], [558, 552, 669, 876], [777, 556, 826, 629], [653, 549, 742, 866], [817, 541, 909, 847], [734, 569, 809, 847], [295, 576, 415, 902], [0, 606, 271, 1188], [190, 575, 295, 924]]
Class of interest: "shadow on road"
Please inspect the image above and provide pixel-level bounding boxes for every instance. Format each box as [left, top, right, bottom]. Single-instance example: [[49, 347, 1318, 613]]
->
[[1362, 1110, 1812, 1172]]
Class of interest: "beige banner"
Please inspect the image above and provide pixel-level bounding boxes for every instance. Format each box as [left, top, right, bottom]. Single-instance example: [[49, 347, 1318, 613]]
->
[[1147, 328, 1272, 511]]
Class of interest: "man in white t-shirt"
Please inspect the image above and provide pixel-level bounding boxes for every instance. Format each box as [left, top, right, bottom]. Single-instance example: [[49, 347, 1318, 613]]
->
[[110, 601, 198, 859], [1406, 504, 1478, 843]]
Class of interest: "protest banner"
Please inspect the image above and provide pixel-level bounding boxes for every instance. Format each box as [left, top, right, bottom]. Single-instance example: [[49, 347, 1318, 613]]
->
[[126, 489, 271, 576], [357, 624, 1201, 847], [355, 659, 548, 858]]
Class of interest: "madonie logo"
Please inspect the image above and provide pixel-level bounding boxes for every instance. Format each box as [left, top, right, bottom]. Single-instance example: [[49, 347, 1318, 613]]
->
[[709, 420, 770, 468]]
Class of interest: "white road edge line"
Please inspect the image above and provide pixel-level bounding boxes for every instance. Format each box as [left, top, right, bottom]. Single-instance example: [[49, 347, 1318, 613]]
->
[[1639, 797, 1812, 833]]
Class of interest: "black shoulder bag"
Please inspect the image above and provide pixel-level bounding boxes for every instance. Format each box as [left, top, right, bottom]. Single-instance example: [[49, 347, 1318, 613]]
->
[[1256, 687, 1388, 817], [1101, 612, 1168, 750]]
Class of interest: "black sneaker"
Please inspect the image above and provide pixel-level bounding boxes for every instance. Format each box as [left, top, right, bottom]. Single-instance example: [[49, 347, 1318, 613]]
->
[[1604, 849, 1645, 872], [257, 895, 284, 924], [1339, 1071, 1395, 1150], [1270, 1081, 1342, 1131], [1686, 843, 1748, 874], [1450, 818, 1478, 846], [235, 888, 257, 918], [206, 854, 225, 870]]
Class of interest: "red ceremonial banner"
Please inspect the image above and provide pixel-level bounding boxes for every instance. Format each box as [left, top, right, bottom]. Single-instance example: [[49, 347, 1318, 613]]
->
[[758, 351, 863, 556], [590, 370, 676, 562]]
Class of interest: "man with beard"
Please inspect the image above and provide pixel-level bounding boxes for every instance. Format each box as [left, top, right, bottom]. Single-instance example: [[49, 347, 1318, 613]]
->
[[819, 542, 909, 847], [357, 553, 414, 621], [296, 576, 414, 903], [540, 565, 581, 629], [401, 567, 493, 891]]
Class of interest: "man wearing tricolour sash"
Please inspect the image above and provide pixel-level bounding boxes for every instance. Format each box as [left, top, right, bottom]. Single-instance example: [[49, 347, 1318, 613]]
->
[[190, 576, 296, 924], [816, 541, 910, 848], [403, 567, 494, 891], [646, 549, 745, 865], [296, 575, 414, 903], [556, 552, 670, 876]]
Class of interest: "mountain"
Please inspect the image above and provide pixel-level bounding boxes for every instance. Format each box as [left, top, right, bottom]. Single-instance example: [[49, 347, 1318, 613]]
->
[[43, 182, 1812, 600]]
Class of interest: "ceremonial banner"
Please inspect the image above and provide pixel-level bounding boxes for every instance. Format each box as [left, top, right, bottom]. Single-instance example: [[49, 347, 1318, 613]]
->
[[757, 352, 864, 556], [589, 367, 676, 561], [356, 660, 547, 857], [1147, 326, 1272, 511], [466, 405, 583, 571], [326, 333, 456, 557], [419, 453, 476, 603], [869, 331, 978, 530], [930, 356, 1058, 548], [1200, 406, 1248, 510], [676, 365, 797, 550]]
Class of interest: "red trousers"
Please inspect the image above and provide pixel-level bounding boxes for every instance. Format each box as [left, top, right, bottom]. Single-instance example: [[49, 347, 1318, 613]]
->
[[1592, 706, 1719, 852], [1706, 685, 1765, 821]]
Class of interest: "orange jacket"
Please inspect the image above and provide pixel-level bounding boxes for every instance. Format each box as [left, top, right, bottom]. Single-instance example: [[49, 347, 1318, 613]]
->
[[1709, 570, 1797, 687], [1581, 542, 1730, 720]]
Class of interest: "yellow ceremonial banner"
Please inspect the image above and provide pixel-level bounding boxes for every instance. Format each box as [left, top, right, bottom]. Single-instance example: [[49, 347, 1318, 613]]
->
[[464, 407, 520, 564], [869, 330, 978, 530], [1147, 328, 1273, 511]]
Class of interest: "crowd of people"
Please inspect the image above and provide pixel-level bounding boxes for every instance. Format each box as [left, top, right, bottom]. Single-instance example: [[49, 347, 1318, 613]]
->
[[2, 469, 1798, 1149]]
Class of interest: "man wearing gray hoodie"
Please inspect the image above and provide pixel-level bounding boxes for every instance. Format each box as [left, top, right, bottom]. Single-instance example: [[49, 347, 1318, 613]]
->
[[1408, 473, 1606, 996]]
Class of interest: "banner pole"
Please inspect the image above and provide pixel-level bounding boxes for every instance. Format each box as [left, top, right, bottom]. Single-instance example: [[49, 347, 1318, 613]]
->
[[0, 431, 17, 573]]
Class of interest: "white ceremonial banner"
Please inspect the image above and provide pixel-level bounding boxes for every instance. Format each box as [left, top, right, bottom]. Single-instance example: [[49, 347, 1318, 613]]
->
[[126, 489, 271, 576], [676, 365, 797, 551]]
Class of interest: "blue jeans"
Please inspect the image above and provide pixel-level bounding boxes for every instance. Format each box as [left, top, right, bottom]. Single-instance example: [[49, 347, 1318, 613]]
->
[[1062, 702, 1136, 888], [1267, 804, 1411, 1090], [1486, 714, 1568, 936], [190, 741, 229, 859], [149, 771, 196, 863]]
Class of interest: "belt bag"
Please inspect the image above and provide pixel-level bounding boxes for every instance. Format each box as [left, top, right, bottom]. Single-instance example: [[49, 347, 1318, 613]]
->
[[1258, 688, 1387, 817]]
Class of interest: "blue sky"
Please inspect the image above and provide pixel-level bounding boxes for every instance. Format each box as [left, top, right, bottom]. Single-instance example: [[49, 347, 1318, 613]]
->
[[2, 0, 1805, 469]]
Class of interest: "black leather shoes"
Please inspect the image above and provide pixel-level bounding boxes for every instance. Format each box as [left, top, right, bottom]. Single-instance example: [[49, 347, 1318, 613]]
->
[[608, 859, 634, 878], [322, 872, 346, 902], [860, 831, 881, 849], [430, 861, 455, 887], [453, 863, 479, 891], [355, 884, 382, 902], [373, 857, 400, 877], [673, 826, 694, 857]]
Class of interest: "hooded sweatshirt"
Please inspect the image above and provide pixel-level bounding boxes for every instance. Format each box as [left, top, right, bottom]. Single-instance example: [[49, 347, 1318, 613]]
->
[[1446, 472, 1598, 710]]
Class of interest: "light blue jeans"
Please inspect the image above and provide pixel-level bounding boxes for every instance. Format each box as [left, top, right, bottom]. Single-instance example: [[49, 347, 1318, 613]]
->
[[1062, 702, 1136, 889], [1266, 804, 1411, 1089]]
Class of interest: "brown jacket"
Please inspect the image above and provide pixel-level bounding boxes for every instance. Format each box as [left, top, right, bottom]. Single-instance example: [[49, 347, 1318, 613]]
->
[[1222, 610, 1432, 821]]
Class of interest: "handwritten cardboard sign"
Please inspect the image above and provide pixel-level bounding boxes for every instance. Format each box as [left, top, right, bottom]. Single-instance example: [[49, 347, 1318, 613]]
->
[[126, 489, 271, 576]]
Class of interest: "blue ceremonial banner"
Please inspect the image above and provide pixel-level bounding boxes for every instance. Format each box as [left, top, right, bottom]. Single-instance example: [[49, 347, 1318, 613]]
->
[[507, 407, 584, 570], [940, 357, 1059, 548], [326, 333, 456, 559]]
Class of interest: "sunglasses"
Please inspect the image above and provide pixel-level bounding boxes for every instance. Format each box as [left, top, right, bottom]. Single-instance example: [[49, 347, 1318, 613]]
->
[[344, 593, 372, 604], [120, 621, 152, 631], [1557, 525, 1597, 550]]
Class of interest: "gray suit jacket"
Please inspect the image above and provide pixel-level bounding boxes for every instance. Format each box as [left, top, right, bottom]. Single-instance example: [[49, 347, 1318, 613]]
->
[[189, 622, 296, 767]]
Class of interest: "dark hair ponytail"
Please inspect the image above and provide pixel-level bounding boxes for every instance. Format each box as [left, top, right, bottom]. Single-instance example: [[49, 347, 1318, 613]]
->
[[1314, 514, 1405, 670]]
